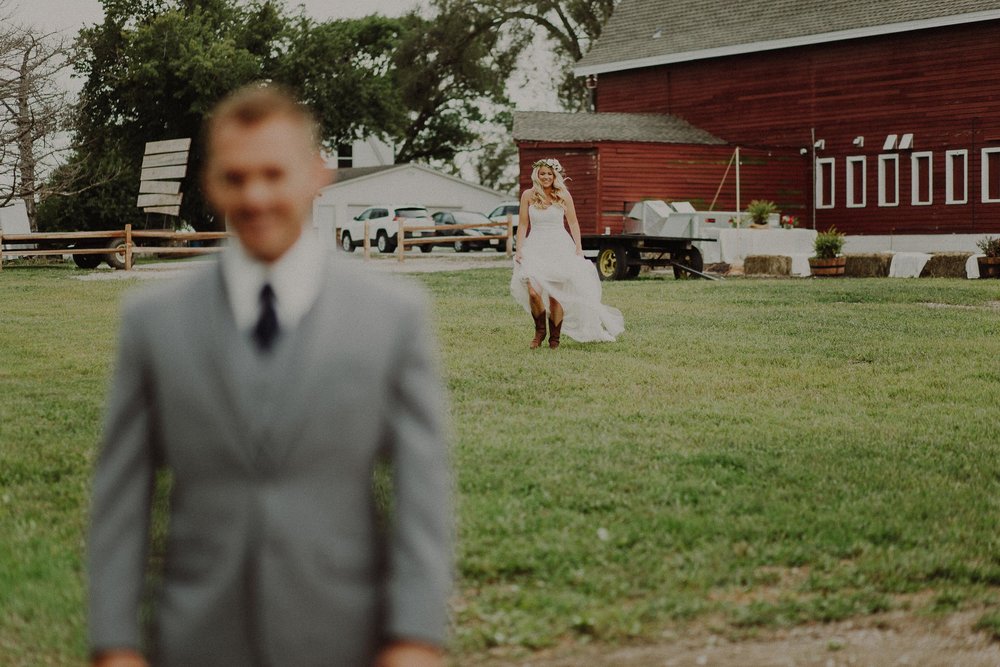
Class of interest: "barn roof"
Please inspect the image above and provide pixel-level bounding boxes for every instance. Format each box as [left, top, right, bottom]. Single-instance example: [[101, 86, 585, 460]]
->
[[513, 111, 725, 145], [575, 0, 1000, 75]]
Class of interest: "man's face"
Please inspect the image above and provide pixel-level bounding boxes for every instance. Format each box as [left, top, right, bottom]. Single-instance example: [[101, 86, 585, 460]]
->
[[203, 115, 327, 263]]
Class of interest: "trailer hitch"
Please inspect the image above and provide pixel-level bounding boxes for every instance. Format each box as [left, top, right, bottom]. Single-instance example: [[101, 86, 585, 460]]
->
[[668, 259, 723, 281]]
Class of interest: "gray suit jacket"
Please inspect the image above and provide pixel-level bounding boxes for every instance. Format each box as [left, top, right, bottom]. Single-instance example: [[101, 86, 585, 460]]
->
[[88, 256, 452, 666]]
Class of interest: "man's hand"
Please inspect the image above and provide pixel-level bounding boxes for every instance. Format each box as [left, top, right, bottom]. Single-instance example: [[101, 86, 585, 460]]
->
[[91, 649, 148, 667], [374, 641, 444, 667]]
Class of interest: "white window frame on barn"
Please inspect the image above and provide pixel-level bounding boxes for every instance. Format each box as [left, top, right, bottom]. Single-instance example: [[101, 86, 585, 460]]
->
[[910, 151, 933, 206], [878, 154, 899, 207], [945, 150, 968, 204], [846, 156, 866, 208], [982, 148, 1000, 203], [815, 157, 835, 209]]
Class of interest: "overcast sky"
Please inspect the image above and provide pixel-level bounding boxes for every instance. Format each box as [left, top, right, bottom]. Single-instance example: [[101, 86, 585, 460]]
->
[[9, 0, 425, 34]]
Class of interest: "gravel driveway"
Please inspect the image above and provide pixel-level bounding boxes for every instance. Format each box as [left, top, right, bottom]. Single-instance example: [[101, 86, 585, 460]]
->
[[73, 249, 513, 281]]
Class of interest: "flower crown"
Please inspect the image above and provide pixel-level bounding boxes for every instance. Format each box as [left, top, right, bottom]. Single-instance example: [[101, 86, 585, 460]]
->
[[532, 158, 564, 175]]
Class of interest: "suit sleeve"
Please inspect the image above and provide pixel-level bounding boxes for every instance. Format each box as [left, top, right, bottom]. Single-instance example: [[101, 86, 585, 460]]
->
[[383, 291, 454, 647], [87, 300, 157, 655]]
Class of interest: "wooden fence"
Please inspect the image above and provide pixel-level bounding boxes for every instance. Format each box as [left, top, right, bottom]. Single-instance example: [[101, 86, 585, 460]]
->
[[0, 224, 228, 271], [396, 216, 514, 261]]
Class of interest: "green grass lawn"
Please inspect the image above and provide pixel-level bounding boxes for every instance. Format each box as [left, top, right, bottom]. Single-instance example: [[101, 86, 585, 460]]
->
[[2, 264, 999, 664]]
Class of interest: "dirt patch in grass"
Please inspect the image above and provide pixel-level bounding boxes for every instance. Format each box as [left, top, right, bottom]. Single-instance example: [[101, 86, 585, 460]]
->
[[922, 301, 1000, 311], [469, 610, 1000, 666]]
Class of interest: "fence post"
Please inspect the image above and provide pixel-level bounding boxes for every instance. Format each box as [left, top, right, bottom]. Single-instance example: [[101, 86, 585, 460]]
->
[[363, 221, 371, 259], [125, 224, 133, 270], [397, 224, 404, 263], [506, 214, 513, 257], [0, 230, 4, 271]]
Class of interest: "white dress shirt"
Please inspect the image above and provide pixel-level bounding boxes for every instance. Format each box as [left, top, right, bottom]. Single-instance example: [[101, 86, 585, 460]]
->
[[221, 229, 326, 338]]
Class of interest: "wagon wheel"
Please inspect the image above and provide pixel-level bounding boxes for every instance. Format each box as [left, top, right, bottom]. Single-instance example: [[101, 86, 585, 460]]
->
[[73, 253, 102, 269], [596, 245, 627, 281], [104, 239, 128, 270], [672, 247, 704, 280]]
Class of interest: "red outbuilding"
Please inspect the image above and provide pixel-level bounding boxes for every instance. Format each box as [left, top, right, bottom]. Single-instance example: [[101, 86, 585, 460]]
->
[[515, 0, 1000, 237]]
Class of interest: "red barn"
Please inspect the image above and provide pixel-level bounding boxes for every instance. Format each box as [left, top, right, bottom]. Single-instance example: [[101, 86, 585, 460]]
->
[[516, 0, 1000, 237]]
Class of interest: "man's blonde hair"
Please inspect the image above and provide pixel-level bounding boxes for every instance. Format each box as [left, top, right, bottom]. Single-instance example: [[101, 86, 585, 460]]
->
[[204, 82, 321, 151]]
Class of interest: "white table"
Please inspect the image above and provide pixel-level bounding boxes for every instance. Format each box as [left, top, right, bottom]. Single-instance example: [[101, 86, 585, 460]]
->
[[710, 228, 818, 276]]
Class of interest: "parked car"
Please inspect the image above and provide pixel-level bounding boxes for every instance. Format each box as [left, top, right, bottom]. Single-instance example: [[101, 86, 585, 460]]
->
[[340, 205, 434, 253], [431, 210, 508, 252], [486, 201, 520, 239]]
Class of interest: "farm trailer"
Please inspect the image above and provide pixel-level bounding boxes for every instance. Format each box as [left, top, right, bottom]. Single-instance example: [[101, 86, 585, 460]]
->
[[582, 201, 738, 280]]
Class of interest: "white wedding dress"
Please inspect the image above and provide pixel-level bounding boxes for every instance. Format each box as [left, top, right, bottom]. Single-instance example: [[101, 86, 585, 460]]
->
[[510, 204, 624, 342]]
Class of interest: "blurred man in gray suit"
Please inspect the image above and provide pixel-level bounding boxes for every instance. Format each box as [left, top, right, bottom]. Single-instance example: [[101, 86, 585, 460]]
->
[[87, 84, 452, 667]]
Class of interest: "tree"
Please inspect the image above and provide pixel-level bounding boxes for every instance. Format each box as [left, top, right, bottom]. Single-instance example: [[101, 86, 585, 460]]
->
[[390, 0, 529, 165], [41, 0, 413, 231], [484, 0, 617, 110], [0, 18, 75, 230]]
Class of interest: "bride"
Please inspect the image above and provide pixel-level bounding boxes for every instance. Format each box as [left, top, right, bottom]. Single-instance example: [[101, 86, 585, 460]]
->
[[511, 158, 624, 349]]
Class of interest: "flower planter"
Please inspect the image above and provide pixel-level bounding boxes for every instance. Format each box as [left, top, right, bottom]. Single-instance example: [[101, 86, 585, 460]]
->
[[977, 256, 1000, 279], [808, 256, 846, 277]]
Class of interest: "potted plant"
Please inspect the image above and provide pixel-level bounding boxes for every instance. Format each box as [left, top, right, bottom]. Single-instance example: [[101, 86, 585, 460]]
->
[[809, 226, 846, 276], [976, 236, 1000, 279], [746, 200, 777, 228]]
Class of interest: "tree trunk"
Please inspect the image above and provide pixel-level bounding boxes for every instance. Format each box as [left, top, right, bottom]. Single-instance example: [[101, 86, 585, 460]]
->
[[16, 45, 38, 232]]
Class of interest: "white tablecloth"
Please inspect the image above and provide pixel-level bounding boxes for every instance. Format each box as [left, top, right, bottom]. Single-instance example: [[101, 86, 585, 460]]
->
[[966, 254, 982, 279], [888, 252, 931, 278]]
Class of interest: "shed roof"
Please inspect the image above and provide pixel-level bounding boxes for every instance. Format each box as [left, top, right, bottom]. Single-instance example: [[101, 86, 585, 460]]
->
[[513, 111, 725, 145], [576, 0, 1000, 75], [322, 163, 509, 198]]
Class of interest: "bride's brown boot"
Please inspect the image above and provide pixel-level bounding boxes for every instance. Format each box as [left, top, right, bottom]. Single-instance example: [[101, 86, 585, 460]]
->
[[529, 310, 547, 348], [548, 317, 562, 349]]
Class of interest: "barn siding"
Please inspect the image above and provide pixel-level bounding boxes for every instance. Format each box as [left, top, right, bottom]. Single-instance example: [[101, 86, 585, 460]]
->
[[593, 21, 1000, 235], [519, 143, 807, 235]]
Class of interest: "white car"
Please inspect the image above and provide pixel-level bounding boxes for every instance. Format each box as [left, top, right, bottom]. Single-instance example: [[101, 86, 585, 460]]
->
[[340, 205, 434, 253], [486, 201, 519, 246]]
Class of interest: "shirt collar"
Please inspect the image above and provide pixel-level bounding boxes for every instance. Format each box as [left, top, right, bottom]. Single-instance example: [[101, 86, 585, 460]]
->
[[222, 229, 326, 335]]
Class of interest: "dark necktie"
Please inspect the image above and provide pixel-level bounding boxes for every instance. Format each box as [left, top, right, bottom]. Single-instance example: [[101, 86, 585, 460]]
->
[[253, 283, 279, 351]]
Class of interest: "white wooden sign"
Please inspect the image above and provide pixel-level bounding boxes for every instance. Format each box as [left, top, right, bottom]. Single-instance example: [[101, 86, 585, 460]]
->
[[139, 180, 181, 195], [138, 138, 191, 217], [144, 138, 192, 155], [137, 193, 183, 208]]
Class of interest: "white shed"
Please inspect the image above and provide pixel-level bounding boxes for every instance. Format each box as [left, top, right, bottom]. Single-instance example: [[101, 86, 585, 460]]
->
[[311, 163, 512, 245], [0, 201, 31, 234]]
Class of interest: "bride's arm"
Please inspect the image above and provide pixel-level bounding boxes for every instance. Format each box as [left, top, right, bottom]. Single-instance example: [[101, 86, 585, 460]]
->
[[515, 191, 531, 261], [563, 192, 584, 255]]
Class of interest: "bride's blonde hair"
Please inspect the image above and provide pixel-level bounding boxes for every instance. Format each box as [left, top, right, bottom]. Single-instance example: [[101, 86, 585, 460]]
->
[[528, 158, 570, 208]]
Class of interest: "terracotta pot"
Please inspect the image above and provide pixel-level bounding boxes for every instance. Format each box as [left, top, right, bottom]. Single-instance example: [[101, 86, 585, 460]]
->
[[978, 256, 1000, 279], [809, 256, 846, 277]]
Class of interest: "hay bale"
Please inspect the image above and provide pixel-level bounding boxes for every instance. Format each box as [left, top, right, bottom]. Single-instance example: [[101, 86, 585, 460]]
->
[[920, 252, 975, 278], [704, 262, 731, 275], [844, 253, 892, 277], [743, 255, 791, 276]]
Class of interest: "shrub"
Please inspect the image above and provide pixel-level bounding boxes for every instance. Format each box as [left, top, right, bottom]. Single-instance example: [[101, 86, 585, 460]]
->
[[975, 236, 1000, 257], [813, 226, 845, 259]]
